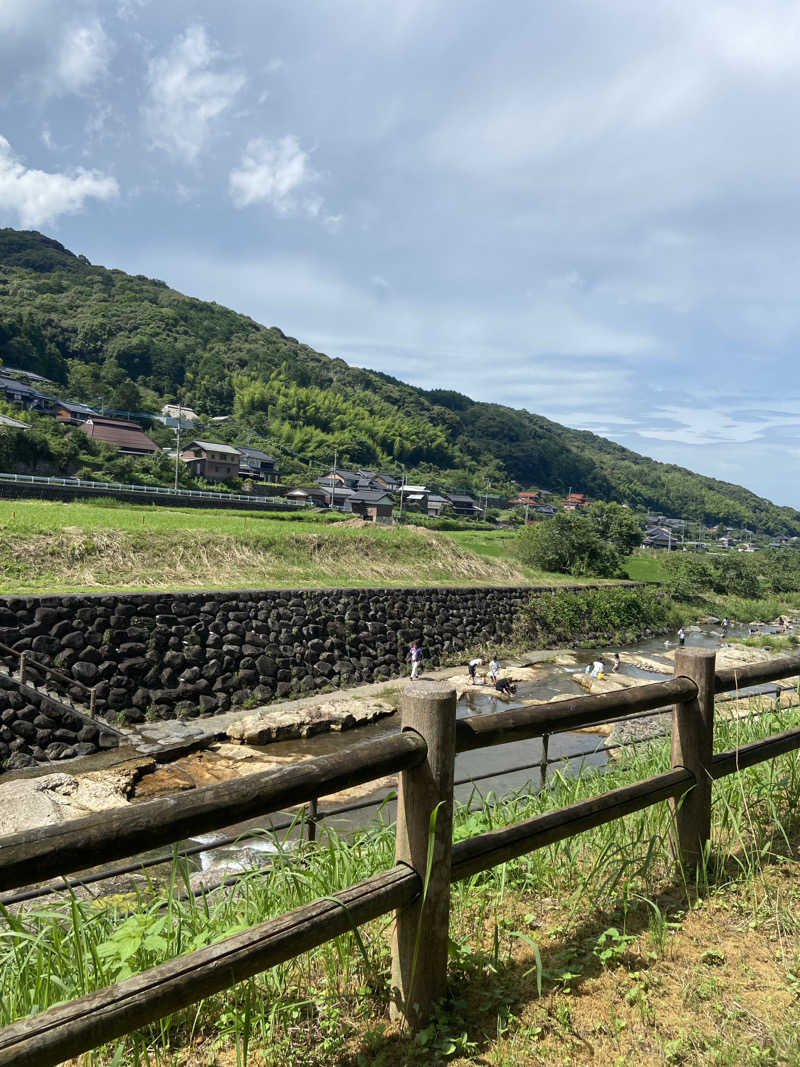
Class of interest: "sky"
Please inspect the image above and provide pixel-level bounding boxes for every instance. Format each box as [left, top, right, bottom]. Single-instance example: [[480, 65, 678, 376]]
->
[[1, 1, 800, 506]]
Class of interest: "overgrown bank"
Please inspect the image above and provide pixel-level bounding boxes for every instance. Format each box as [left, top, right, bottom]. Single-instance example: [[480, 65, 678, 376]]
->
[[515, 585, 680, 646]]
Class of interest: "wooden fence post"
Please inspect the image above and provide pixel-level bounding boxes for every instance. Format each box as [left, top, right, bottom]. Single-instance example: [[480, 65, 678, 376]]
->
[[18, 652, 26, 686], [390, 680, 457, 1027], [671, 648, 716, 870]]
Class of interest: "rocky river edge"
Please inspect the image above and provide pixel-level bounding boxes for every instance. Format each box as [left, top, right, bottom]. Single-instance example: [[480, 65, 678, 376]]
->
[[1, 639, 797, 843]]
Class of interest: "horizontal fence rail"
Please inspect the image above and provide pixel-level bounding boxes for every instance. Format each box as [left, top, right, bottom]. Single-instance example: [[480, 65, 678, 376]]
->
[[715, 650, 800, 693], [454, 676, 698, 752], [0, 732, 426, 893], [2, 648, 800, 1065]]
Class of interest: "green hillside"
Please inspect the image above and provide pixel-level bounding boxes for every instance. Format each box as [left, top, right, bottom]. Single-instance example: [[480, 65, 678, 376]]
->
[[1, 227, 798, 535]]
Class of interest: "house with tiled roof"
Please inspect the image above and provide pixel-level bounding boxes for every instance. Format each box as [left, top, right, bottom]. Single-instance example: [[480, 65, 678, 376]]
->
[[346, 489, 394, 521], [237, 445, 279, 481], [181, 440, 241, 480], [79, 417, 159, 456]]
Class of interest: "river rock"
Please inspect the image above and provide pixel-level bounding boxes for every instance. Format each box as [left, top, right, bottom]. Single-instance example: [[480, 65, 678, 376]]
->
[[572, 673, 643, 695], [226, 698, 396, 745], [0, 758, 152, 835]]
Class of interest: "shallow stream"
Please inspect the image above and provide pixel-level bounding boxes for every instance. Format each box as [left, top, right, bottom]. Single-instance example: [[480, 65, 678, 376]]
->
[[183, 621, 757, 881]]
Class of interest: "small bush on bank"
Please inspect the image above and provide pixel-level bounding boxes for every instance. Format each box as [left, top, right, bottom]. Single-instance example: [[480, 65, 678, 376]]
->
[[515, 585, 681, 645]]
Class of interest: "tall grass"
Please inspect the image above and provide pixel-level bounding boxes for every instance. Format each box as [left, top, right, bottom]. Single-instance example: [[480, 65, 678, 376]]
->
[[2, 702, 800, 1063]]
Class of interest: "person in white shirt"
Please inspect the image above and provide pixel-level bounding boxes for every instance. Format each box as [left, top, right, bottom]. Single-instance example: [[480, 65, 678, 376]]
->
[[590, 659, 604, 678], [488, 657, 500, 684], [468, 657, 483, 683]]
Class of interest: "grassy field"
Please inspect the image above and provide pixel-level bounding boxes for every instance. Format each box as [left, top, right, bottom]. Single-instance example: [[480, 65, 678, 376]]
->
[[3, 701, 800, 1065], [0, 499, 587, 593]]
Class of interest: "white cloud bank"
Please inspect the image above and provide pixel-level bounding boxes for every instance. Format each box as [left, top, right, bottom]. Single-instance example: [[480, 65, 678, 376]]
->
[[0, 136, 118, 227], [143, 25, 245, 161]]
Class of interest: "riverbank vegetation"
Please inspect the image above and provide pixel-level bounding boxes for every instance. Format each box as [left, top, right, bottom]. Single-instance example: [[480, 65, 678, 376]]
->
[[2, 701, 800, 1064], [515, 585, 680, 646]]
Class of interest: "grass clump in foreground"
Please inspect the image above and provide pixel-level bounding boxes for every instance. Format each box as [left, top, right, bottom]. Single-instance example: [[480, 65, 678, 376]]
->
[[4, 704, 800, 1064]]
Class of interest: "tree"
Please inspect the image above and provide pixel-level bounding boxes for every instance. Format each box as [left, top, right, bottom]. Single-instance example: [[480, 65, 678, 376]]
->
[[516, 512, 623, 577], [587, 502, 643, 555]]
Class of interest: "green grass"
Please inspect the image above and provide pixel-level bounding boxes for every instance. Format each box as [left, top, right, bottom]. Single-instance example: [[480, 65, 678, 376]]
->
[[3, 701, 800, 1065], [0, 500, 600, 593], [624, 550, 668, 583]]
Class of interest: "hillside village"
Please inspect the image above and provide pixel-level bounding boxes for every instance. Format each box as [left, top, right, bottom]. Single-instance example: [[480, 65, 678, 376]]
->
[[0, 363, 794, 551]]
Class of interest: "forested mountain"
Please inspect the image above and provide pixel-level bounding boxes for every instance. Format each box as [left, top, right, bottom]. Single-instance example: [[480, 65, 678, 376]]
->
[[1, 227, 798, 535]]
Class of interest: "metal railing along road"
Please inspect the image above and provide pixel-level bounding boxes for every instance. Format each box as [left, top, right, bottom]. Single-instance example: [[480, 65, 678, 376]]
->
[[1, 648, 800, 1065], [0, 471, 306, 508]]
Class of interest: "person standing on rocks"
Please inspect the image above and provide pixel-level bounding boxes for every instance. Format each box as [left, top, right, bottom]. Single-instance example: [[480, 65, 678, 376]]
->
[[468, 656, 484, 684], [488, 656, 500, 684], [678, 626, 686, 647], [408, 641, 423, 679]]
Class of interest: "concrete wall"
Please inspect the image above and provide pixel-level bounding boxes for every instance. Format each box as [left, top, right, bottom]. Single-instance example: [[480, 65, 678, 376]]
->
[[0, 586, 539, 725]]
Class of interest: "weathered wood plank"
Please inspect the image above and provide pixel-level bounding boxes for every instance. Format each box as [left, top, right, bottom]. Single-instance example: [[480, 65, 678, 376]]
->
[[454, 677, 697, 752], [0, 865, 419, 1067], [712, 725, 800, 779], [715, 651, 800, 693], [0, 732, 427, 892], [451, 768, 692, 881]]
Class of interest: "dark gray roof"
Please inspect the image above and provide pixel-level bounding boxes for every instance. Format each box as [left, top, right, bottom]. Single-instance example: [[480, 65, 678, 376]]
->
[[350, 490, 393, 504], [56, 399, 98, 416], [448, 494, 478, 505], [237, 445, 276, 462]]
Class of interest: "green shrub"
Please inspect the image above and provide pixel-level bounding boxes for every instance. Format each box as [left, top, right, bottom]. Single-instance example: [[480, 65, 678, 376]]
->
[[515, 586, 680, 645]]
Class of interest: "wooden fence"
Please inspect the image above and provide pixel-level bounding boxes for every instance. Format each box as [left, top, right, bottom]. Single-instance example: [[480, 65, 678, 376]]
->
[[1, 646, 800, 1066]]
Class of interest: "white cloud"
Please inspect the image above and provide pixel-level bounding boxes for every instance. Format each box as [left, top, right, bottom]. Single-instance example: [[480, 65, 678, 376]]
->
[[143, 25, 245, 161], [0, 135, 118, 227], [55, 20, 112, 94], [229, 135, 317, 214]]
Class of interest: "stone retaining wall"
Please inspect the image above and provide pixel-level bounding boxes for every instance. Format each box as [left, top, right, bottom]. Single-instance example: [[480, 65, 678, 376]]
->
[[0, 584, 631, 727]]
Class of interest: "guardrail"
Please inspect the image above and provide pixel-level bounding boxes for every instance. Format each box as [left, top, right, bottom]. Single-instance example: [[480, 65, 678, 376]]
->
[[0, 647, 799, 1066], [0, 472, 306, 509], [0, 640, 97, 718]]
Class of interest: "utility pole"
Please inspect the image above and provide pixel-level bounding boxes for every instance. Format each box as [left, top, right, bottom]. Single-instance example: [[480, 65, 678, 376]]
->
[[174, 397, 182, 491], [399, 466, 406, 520], [329, 448, 337, 509]]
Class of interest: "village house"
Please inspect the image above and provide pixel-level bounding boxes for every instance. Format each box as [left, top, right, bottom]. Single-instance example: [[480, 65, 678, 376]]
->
[[508, 489, 540, 506], [0, 373, 53, 412], [161, 403, 200, 422], [52, 399, 99, 424], [318, 468, 361, 490], [563, 492, 589, 511], [643, 526, 673, 549], [426, 493, 453, 517], [346, 489, 394, 521], [447, 493, 482, 517], [181, 440, 241, 481], [237, 445, 279, 482], [285, 485, 328, 508], [364, 470, 402, 491], [79, 416, 159, 456]]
